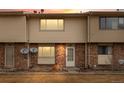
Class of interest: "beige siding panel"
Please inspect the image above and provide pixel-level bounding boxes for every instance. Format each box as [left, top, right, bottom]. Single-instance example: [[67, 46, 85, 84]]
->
[[0, 16, 27, 42], [98, 55, 112, 64], [38, 58, 55, 64], [29, 18, 86, 43], [90, 16, 124, 42]]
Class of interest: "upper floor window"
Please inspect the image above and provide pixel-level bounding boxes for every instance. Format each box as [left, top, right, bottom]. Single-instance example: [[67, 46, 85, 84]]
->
[[119, 18, 124, 29], [40, 19, 64, 31], [99, 17, 124, 30]]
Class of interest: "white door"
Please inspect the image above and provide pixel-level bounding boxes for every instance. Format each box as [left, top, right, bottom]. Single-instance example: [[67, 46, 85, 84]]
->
[[66, 47, 75, 67], [5, 46, 14, 68]]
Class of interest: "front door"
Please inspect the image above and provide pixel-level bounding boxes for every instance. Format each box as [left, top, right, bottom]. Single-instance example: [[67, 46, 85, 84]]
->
[[5, 46, 14, 68], [66, 47, 75, 67]]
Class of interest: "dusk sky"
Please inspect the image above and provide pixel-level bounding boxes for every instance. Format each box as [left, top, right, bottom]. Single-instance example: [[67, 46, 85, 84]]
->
[[0, 9, 117, 13]]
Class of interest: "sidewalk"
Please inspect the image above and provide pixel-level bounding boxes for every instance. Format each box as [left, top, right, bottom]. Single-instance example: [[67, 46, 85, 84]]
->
[[0, 71, 124, 75], [0, 71, 124, 82]]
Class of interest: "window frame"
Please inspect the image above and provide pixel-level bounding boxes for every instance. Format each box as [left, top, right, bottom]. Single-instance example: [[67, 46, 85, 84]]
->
[[40, 19, 64, 31]]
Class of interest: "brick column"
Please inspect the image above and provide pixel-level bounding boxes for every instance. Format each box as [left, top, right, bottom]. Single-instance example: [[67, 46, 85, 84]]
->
[[88, 44, 98, 68], [14, 43, 28, 70], [113, 43, 124, 70], [29, 44, 38, 67], [0, 44, 5, 68], [55, 44, 66, 68], [75, 44, 85, 67]]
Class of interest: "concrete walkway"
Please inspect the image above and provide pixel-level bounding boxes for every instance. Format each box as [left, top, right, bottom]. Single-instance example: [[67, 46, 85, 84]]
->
[[0, 71, 124, 75], [0, 72, 124, 83]]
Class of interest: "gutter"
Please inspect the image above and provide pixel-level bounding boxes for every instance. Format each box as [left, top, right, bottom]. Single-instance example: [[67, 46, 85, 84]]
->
[[87, 15, 91, 68], [26, 17, 30, 68]]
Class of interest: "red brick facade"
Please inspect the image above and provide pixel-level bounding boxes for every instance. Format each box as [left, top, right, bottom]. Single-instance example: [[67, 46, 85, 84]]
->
[[75, 44, 85, 67], [0, 43, 28, 70], [0, 44, 4, 68], [29, 44, 38, 67], [0, 43, 124, 71], [0, 43, 86, 71], [14, 43, 28, 70], [88, 43, 124, 70], [113, 43, 124, 70], [88, 44, 98, 68], [55, 44, 66, 68]]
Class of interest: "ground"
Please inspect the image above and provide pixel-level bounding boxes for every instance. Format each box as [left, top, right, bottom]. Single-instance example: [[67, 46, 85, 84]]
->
[[0, 72, 124, 83]]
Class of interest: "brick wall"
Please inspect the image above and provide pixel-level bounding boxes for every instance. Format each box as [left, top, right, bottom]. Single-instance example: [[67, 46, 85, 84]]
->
[[0, 44, 4, 68], [75, 44, 85, 67], [2, 43, 124, 71], [88, 44, 98, 68], [88, 44, 115, 70], [29, 44, 38, 67], [113, 43, 124, 70], [88, 43, 124, 70], [55, 44, 66, 67], [55, 43, 85, 68], [14, 43, 28, 70]]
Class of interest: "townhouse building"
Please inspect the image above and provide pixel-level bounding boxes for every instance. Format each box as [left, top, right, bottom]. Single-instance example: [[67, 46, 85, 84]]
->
[[0, 11, 124, 71]]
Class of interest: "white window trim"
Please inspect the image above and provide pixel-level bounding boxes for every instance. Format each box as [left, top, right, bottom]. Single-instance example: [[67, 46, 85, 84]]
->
[[66, 46, 75, 67]]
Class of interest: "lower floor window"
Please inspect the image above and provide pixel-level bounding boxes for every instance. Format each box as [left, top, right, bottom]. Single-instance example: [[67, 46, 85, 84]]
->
[[98, 45, 112, 65], [38, 46, 55, 57], [98, 46, 112, 55]]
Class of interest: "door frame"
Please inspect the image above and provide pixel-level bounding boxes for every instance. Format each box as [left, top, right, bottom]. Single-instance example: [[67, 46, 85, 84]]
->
[[5, 46, 14, 68], [66, 46, 75, 67]]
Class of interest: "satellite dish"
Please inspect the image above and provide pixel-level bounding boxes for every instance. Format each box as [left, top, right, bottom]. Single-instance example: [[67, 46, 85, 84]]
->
[[30, 48, 38, 53], [20, 48, 29, 54]]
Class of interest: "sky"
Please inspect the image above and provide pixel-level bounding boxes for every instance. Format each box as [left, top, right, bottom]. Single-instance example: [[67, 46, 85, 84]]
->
[[0, 9, 117, 13], [18, 9, 117, 13]]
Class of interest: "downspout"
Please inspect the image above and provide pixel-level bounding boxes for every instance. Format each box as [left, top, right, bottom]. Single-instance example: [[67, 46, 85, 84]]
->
[[26, 17, 30, 68], [27, 43, 30, 68], [87, 15, 91, 68], [85, 17, 88, 68], [85, 42, 88, 68]]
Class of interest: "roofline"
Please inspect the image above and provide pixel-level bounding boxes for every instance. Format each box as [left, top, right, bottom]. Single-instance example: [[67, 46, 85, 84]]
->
[[26, 13, 87, 18], [83, 11, 124, 16], [0, 11, 24, 16], [0, 11, 124, 16], [26, 11, 124, 17]]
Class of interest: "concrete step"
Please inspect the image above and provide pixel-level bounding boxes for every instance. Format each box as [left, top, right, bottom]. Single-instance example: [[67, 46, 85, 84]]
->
[[63, 67, 80, 72], [29, 65, 53, 72]]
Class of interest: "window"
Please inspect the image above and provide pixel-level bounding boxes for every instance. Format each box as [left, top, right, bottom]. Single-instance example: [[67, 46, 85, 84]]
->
[[99, 17, 124, 30], [40, 19, 64, 31], [106, 17, 118, 29], [67, 48, 74, 61], [98, 46, 112, 55], [119, 18, 124, 29], [99, 17, 106, 29], [38, 47, 55, 57], [98, 46, 112, 65]]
